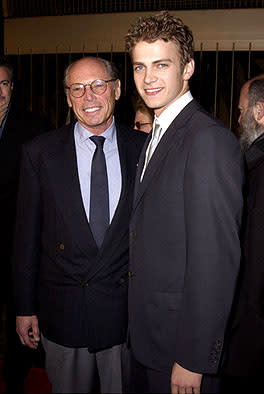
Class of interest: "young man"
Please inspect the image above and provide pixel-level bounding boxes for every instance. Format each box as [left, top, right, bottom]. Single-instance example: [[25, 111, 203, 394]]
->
[[13, 56, 146, 393], [125, 11, 244, 394]]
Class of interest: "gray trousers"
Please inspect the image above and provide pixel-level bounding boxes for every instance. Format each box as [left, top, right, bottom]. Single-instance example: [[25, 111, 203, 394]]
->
[[42, 335, 126, 393]]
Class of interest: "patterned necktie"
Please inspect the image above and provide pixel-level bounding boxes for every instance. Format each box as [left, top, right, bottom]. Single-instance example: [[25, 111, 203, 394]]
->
[[145, 119, 161, 166], [89, 136, 109, 248], [141, 120, 162, 181]]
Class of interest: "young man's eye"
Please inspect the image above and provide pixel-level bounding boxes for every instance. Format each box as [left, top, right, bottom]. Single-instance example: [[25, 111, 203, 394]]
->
[[157, 63, 168, 69], [134, 65, 144, 72]]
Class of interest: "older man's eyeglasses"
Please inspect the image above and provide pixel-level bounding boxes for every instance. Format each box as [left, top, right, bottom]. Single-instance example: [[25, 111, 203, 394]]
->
[[66, 79, 116, 98]]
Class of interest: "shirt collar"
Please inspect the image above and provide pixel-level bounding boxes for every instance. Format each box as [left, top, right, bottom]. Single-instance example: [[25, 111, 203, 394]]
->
[[155, 91, 193, 133], [76, 116, 116, 144], [0, 102, 11, 132]]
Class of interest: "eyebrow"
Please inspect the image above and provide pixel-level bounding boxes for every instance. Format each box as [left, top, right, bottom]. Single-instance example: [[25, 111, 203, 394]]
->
[[133, 58, 173, 65], [0, 79, 10, 84]]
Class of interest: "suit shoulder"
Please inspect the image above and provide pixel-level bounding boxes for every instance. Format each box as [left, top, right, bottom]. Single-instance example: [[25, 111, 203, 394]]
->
[[187, 108, 240, 150], [117, 124, 147, 148], [23, 123, 72, 154]]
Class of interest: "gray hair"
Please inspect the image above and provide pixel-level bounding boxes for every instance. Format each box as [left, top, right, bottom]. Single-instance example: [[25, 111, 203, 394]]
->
[[248, 77, 264, 107], [63, 57, 119, 90]]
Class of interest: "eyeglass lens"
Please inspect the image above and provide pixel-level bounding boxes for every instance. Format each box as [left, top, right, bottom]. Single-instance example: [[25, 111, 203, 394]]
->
[[70, 80, 109, 97]]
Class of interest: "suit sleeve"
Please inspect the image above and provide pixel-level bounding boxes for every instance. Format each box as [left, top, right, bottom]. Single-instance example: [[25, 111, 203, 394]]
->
[[12, 143, 42, 316], [174, 125, 244, 374]]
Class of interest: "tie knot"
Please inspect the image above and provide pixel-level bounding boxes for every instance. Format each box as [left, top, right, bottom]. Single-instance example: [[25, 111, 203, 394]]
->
[[152, 120, 161, 138], [90, 136, 105, 148]]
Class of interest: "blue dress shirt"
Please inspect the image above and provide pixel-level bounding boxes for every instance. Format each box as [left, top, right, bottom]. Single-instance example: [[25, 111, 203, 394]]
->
[[74, 118, 122, 224]]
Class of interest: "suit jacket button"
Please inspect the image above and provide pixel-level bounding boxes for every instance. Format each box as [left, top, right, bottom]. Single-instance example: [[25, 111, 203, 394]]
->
[[130, 231, 136, 238], [119, 277, 125, 285], [128, 271, 134, 278], [59, 243, 65, 250], [82, 282, 89, 288]]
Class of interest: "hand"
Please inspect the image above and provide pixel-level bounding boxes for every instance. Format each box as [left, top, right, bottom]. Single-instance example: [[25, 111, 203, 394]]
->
[[16, 315, 40, 349], [171, 362, 202, 394]]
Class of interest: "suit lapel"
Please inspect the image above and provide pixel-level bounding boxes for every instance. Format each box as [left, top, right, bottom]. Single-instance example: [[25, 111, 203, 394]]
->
[[100, 124, 129, 249], [133, 132, 152, 201], [133, 100, 200, 211], [49, 123, 98, 257]]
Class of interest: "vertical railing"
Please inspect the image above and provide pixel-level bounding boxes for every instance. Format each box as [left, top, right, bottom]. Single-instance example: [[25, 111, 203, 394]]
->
[[124, 51, 127, 97], [16, 48, 22, 108], [248, 42, 252, 80], [9, 43, 261, 130], [55, 46, 59, 128], [29, 48, 33, 112], [214, 42, 219, 118], [198, 42, 203, 103], [229, 42, 235, 130], [42, 53, 47, 116]]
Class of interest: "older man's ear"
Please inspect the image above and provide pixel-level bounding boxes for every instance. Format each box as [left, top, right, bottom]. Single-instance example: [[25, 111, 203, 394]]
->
[[253, 101, 264, 123]]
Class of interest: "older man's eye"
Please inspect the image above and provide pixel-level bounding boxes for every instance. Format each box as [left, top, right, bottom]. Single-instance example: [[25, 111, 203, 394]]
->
[[72, 85, 83, 92], [94, 80, 104, 87], [0, 81, 10, 87]]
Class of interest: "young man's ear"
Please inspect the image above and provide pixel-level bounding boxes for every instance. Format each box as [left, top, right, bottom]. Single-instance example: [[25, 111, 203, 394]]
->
[[253, 102, 264, 123], [183, 59, 195, 81]]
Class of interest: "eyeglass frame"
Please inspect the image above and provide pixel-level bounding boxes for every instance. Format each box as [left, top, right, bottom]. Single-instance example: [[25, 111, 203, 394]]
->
[[65, 79, 117, 97], [134, 121, 152, 129]]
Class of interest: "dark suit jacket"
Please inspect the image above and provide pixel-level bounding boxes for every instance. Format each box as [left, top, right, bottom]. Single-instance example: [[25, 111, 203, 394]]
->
[[0, 103, 49, 298], [128, 99, 244, 375], [225, 133, 264, 377], [12, 122, 146, 351]]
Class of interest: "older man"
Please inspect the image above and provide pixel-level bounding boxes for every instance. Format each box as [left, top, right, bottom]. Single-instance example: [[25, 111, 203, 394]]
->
[[224, 76, 264, 392], [13, 56, 146, 393]]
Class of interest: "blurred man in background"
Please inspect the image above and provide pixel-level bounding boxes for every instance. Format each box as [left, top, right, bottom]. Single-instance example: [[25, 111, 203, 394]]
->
[[224, 75, 264, 393], [134, 99, 154, 133], [0, 56, 49, 392]]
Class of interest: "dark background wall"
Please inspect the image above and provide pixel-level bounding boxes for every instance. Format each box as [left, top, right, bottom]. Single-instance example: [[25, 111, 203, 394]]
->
[[5, 49, 264, 134]]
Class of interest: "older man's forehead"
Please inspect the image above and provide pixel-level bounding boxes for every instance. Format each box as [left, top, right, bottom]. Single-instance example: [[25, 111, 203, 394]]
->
[[68, 59, 109, 83], [0, 66, 11, 81]]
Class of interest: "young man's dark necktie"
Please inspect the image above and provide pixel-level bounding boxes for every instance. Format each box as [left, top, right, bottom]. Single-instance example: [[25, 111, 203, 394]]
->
[[89, 136, 109, 247]]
